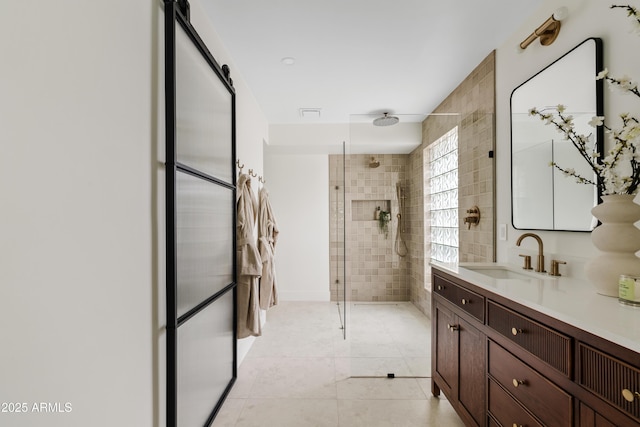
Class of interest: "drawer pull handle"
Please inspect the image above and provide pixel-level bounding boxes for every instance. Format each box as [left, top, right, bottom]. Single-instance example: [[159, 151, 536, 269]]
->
[[447, 324, 459, 332], [512, 378, 526, 388], [461, 298, 469, 305], [512, 424, 523, 427], [437, 285, 444, 291], [622, 389, 640, 402], [511, 327, 523, 336]]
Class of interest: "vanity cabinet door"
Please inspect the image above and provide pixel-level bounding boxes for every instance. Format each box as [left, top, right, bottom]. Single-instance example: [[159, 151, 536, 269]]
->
[[458, 316, 486, 426], [433, 300, 486, 427], [434, 302, 457, 397]]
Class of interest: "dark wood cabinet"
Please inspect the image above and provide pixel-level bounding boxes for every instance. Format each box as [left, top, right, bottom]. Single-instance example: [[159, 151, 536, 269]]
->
[[488, 340, 572, 426], [431, 266, 640, 427], [434, 274, 485, 322], [488, 378, 543, 427], [433, 299, 485, 426], [434, 302, 457, 397], [458, 316, 486, 426], [487, 300, 571, 377], [578, 342, 640, 421], [578, 402, 618, 427]]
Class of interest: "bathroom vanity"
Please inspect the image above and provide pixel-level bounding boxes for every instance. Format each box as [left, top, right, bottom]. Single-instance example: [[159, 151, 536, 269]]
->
[[431, 263, 640, 427]]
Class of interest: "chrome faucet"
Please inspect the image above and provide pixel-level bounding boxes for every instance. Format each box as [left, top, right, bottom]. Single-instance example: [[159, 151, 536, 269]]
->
[[516, 233, 546, 273]]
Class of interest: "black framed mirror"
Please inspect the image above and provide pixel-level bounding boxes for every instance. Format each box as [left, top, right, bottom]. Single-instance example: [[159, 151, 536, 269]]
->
[[511, 38, 603, 231]]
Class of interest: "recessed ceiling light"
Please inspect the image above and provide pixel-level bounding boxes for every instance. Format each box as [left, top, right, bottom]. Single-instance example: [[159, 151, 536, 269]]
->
[[281, 57, 296, 65]]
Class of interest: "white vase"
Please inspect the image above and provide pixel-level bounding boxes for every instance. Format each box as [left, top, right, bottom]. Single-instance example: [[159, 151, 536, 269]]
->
[[585, 194, 640, 296]]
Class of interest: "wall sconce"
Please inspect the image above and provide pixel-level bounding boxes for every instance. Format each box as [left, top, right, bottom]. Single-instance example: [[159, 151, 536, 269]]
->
[[519, 7, 569, 50]]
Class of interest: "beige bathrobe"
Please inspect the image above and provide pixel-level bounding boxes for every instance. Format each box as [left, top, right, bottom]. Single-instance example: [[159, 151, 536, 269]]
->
[[258, 186, 279, 310], [236, 174, 262, 338]]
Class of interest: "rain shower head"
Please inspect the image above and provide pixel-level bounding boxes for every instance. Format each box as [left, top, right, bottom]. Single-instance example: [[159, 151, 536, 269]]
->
[[369, 156, 380, 168], [373, 112, 399, 127]]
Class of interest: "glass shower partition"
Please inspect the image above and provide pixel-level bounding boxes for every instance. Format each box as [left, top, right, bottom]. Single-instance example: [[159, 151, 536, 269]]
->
[[331, 141, 347, 339], [337, 113, 494, 379]]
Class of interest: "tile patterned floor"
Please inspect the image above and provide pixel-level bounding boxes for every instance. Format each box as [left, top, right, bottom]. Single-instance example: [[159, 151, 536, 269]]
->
[[213, 301, 465, 427]]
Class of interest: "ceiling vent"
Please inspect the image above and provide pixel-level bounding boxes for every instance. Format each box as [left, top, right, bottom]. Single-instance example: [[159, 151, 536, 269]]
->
[[299, 108, 321, 119]]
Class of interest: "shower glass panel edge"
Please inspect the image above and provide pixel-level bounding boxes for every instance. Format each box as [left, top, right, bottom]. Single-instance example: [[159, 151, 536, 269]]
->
[[342, 141, 348, 339], [329, 140, 347, 339], [337, 141, 347, 339]]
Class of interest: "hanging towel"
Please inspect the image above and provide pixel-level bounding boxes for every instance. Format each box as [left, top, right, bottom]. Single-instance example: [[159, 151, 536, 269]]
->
[[258, 186, 279, 310], [236, 173, 262, 338]]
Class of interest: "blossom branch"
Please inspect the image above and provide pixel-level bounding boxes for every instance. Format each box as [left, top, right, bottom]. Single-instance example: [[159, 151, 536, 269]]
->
[[550, 162, 598, 186], [597, 69, 640, 98], [529, 106, 605, 188], [611, 4, 640, 21], [611, 4, 640, 33]]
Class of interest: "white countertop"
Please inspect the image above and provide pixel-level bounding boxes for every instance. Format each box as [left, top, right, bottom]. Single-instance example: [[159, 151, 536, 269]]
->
[[431, 261, 640, 354]]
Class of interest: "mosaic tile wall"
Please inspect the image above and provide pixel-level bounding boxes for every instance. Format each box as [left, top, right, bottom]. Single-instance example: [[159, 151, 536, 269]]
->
[[329, 154, 409, 302]]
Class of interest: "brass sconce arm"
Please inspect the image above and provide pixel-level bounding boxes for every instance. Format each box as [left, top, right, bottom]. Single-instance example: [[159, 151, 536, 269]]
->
[[520, 7, 568, 50]]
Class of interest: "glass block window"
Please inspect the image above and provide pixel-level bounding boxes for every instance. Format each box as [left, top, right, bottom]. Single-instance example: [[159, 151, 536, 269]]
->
[[427, 127, 458, 263]]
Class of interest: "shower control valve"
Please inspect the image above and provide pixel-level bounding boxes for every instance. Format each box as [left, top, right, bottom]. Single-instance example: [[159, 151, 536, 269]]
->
[[463, 206, 480, 230]]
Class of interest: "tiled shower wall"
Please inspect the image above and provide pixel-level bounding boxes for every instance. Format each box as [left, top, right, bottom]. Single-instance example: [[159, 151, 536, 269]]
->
[[408, 51, 496, 317], [328, 51, 496, 311], [329, 154, 409, 302]]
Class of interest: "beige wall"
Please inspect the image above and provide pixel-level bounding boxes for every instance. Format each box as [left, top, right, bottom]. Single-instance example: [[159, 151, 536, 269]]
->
[[408, 51, 496, 316]]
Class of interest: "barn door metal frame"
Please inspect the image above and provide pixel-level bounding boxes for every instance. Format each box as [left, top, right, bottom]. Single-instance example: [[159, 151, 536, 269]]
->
[[164, 1, 237, 425]]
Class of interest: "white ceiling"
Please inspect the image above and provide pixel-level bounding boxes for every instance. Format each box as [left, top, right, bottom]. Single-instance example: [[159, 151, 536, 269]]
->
[[201, 0, 544, 126]]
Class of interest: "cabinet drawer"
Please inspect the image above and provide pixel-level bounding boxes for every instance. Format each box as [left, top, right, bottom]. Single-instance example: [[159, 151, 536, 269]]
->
[[487, 301, 571, 376], [433, 275, 484, 322], [489, 340, 572, 426], [578, 342, 640, 422], [488, 378, 543, 427]]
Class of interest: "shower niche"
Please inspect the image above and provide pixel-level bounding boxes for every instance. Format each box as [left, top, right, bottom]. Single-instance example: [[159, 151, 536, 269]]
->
[[351, 199, 391, 221]]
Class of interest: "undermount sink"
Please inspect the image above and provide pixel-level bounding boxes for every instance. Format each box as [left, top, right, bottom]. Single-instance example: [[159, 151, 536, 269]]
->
[[460, 265, 536, 281]]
